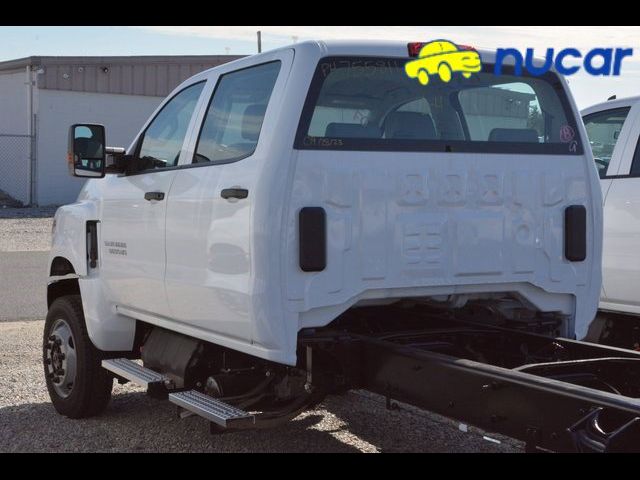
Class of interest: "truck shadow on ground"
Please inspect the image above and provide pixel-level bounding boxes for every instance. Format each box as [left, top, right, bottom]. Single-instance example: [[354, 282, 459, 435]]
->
[[0, 389, 520, 452], [0, 397, 358, 452]]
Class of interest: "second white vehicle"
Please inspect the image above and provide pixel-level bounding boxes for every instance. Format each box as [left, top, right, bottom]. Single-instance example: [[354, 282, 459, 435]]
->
[[582, 96, 640, 348]]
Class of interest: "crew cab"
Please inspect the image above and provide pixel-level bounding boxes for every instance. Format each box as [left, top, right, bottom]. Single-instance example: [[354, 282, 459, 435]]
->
[[582, 96, 640, 350], [44, 41, 640, 452]]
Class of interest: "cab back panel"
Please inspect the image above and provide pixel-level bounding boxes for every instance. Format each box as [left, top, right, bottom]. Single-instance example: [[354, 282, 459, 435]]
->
[[284, 150, 599, 329]]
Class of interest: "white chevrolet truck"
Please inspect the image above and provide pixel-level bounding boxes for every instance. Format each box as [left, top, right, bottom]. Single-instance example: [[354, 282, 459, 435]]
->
[[45, 40, 640, 452]]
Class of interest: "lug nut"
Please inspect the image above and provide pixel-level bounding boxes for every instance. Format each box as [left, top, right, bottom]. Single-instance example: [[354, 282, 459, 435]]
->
[[56, 369, 65, 375], [49, 335, 56, 341], [52, 377, 61, 384], [58, 353, 65, 360], [54, 338, 62, 346], [47, 372, 54, 379]]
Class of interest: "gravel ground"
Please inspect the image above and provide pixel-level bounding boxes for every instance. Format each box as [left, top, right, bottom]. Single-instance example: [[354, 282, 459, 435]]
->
[[0, 207, 57, 252], [0, 321, 523, 453], [0, 208, 523, 452]]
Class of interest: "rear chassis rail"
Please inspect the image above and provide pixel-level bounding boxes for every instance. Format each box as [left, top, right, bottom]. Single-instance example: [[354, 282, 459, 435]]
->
[[301, 316, 640, 452]]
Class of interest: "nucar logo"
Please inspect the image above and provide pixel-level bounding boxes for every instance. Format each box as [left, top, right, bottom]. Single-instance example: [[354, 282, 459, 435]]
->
[[405, 39, 634, 83], [495, 47, 634, 77]]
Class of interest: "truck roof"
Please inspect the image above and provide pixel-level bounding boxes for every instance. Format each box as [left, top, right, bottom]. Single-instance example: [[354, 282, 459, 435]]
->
[[195, 39, 505, 79], [307, 39, 497, 60], [581, 94, 640, 115]]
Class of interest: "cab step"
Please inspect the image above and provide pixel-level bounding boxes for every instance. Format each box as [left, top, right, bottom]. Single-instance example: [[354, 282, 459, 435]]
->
[[168, 390, 255, 429], [101, 358, 171, 392]]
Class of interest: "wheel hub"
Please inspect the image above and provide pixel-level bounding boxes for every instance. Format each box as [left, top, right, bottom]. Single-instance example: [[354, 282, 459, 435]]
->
[[45, 319, 77, 398]]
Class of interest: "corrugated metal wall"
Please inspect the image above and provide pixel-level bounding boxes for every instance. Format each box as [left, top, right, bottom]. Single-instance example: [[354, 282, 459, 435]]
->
[[36, 56, 243, 97]]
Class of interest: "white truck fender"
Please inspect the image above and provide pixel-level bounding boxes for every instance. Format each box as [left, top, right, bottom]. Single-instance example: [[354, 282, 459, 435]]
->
[[48, 200, 136, 352], [48, 201, 96, 277]]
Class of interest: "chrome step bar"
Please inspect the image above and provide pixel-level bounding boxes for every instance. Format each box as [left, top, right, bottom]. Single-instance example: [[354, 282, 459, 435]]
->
[[169, 390, 255, 429], [101, 358, 171, 389]]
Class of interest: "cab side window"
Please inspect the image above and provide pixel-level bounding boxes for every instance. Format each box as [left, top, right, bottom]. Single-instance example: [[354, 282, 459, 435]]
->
[[194, 61, 281, 164], [136, 81, 205, 171], [629, 134, 640, 177], [583, 107, 630, 178]]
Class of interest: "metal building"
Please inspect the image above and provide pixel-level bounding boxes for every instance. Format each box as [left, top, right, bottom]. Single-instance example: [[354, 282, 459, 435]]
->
[[0, 55, 240, 206]]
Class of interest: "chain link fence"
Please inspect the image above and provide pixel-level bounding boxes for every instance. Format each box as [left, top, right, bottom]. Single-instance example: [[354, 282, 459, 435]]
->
[[0, 133, 32, 207]]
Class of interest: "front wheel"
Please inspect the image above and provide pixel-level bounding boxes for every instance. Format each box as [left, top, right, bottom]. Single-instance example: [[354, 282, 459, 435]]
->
[[43, 295, 113, 418]]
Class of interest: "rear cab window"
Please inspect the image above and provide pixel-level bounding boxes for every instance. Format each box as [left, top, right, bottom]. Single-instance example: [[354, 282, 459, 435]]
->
[[295, 57, 582, 155]]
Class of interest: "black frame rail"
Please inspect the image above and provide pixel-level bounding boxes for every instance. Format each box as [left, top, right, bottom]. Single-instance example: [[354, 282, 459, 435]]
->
[[305, 320, 640, 452]]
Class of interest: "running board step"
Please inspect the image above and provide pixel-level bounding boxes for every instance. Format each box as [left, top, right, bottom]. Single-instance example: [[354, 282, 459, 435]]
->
[[169, 390, 255, 429], [101, 358, 171, 390]]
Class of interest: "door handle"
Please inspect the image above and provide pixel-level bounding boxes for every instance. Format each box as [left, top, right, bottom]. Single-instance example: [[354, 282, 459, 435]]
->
[[144, 191, 165, 201], [221, 188, 248, 200]]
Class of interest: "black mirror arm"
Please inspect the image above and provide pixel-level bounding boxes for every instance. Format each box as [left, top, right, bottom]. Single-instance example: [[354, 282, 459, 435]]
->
[[105, 148, 130, 174]]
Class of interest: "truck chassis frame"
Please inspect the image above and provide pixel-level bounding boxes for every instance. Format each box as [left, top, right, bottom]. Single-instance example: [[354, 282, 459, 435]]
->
[[300, 307, 640, 452]]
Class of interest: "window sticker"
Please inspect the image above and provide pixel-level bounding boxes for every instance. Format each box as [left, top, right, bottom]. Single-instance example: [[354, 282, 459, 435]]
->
[[560, 125, 576, 143]]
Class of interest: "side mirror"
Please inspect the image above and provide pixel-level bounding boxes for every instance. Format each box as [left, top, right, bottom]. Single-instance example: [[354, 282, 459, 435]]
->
[[68, 124, 106, 178]]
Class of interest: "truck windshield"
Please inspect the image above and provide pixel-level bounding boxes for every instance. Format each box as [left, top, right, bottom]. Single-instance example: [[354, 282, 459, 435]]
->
[[295, 56, 582, 155]]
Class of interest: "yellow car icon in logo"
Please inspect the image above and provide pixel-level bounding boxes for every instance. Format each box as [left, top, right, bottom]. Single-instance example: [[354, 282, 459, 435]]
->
[[405, 40, 482, 85]]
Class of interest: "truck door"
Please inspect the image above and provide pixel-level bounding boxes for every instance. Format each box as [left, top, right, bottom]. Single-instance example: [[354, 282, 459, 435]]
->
[[164, 50, 292, 345], [99, 81, 207, 317], [583, 106, 633, 304], [586, 104, 640, 309]]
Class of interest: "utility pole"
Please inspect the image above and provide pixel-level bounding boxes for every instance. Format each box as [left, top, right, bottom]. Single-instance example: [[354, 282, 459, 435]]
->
[[25, 65, 36, 206], [257, 30, 262, 53]]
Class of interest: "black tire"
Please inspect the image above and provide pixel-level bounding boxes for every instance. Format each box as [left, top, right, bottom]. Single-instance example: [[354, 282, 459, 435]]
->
[[43, 295, 113, 418]]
